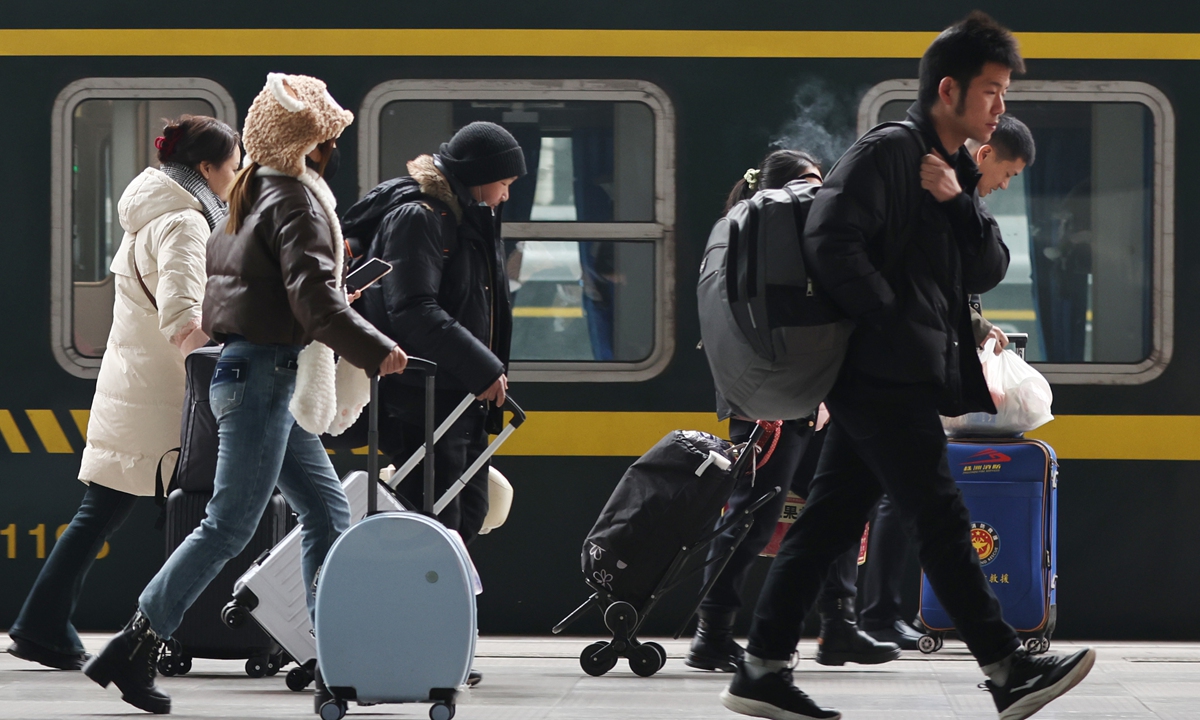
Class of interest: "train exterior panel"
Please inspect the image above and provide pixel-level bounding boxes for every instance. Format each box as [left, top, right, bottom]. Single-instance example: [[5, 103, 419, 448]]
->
[[1, 2, 1198, 641]]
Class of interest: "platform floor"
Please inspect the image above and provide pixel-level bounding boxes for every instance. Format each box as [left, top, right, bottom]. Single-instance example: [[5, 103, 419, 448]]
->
[[3, 635, 1200, 719]]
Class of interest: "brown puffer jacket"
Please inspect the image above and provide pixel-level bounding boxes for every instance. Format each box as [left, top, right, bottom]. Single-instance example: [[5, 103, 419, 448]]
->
[[203, 173, 394, 372]]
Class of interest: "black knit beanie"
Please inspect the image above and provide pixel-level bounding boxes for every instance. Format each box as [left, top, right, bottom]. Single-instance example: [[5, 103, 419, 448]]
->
[[437, 121, 527, 187]]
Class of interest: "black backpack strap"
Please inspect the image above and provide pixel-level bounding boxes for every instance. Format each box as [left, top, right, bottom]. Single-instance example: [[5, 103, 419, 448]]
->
[[152, 447, 180, 530]]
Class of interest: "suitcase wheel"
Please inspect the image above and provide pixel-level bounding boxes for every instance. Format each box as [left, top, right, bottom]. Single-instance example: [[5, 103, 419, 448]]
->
[[265, 652, 284, 676], [629, 642, 665, 678], [580, 641, 619, 677], [245, 656, 268, 678], [917, 634, 943, 654], [286, 664, 315, 692], [221, 601, 248, 629], [429, 702, 455, 720], [318, 699, 346, 720], [1023, 636, 1051, 655]]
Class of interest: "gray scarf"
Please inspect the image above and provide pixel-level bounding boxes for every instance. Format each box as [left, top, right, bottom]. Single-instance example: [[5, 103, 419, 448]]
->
[[160, 162, 228, 230]]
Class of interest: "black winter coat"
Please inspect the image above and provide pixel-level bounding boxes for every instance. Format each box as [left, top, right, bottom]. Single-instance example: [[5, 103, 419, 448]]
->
[[342, 155, 512, 400], [802, 103, 1010, 416]]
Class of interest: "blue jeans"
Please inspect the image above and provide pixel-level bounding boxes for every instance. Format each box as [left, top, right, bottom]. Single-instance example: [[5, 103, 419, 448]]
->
[[138, 341, 351, 638], [9, 483, 137, 655]]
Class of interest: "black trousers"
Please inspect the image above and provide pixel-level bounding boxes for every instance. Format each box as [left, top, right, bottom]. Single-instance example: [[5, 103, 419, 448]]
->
[[858, 494, 913, 630], [745, 377, 1020, 666], [699, 418, 857, 616], [382, 392, 490, 544]]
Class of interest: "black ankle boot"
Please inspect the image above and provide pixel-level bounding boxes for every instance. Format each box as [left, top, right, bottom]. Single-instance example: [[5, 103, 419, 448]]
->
[[685, 610, 743, 672], [815, 599, 900, 667], [83, 610, 171, 714]]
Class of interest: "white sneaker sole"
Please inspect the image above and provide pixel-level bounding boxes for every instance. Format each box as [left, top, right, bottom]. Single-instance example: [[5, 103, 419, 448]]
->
[[999, 648, 1097, 720], [719, 689, 841, 720]]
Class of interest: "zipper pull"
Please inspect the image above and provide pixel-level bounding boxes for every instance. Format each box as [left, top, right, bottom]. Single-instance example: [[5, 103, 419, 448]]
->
[[806, 278, 814, 297]]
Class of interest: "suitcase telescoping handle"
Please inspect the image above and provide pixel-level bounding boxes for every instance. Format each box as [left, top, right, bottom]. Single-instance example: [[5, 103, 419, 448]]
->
[[430, 396, 525, 515], [367, 357, 437, 518]]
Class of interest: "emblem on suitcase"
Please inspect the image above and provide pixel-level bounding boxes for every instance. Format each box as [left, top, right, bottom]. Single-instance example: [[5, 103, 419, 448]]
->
[[971, 521, 1001, 565]]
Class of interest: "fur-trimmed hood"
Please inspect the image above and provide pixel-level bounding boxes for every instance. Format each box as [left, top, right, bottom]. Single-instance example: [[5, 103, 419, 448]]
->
[[407, 154, 463, 220]]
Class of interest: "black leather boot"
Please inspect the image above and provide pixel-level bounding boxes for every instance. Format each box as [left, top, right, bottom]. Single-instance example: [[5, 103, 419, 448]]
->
[[83, 611, 170, 714], [815, 598, 900, 667], [685, 610, 743, 672]]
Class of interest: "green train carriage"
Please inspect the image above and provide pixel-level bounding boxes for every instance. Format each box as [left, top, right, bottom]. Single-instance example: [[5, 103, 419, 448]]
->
[[1, 1, 1198, 642]]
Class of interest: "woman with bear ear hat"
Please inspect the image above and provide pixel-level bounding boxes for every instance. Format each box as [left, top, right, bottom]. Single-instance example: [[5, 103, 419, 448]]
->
[[83, 73, 408, 715]]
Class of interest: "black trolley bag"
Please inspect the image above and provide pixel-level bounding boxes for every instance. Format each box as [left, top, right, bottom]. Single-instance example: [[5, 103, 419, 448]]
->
[[553, 425, 777, 677], [156, 346, 293, 678]]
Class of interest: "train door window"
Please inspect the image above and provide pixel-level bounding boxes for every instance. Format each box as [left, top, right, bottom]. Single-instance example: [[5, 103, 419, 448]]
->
[[859, 81, 1174, 384], [51, 79, 237, 379], [360, 80, 675, 382]]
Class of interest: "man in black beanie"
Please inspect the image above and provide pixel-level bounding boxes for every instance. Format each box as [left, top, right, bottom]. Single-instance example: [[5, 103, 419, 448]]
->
[[342, 121, 526, 553]]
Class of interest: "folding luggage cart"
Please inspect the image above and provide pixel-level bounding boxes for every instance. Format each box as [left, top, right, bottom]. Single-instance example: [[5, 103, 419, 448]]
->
[[552, 424, 777, 677]]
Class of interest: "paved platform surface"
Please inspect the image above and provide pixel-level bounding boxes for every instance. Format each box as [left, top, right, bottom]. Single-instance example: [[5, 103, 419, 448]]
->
[[3, 635, 1200, 719]]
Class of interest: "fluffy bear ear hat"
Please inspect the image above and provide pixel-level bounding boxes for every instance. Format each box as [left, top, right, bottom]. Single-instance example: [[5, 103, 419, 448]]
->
[[242, 73, 354, 177]]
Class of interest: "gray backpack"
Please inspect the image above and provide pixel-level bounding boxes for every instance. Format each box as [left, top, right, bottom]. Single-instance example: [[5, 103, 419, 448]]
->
[[697, 179, 853, 421]]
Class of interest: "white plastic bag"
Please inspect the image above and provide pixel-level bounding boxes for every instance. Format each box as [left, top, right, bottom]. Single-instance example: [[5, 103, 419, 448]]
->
[[942, 338, 1054, 436]]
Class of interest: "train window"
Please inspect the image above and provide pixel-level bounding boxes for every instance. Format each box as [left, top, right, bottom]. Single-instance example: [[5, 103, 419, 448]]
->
[[51, 79, 237, 379], [859, 80, 1174, 384], [360, 80, 675, 381]]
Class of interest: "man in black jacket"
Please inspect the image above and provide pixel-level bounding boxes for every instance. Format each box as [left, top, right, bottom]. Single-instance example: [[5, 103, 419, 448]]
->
[[342, 122, 525, 544], [720, 13, 1095, 720]]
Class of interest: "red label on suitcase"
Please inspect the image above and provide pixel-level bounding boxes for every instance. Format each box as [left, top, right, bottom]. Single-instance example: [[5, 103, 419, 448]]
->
[[759, 493, 869, 561]]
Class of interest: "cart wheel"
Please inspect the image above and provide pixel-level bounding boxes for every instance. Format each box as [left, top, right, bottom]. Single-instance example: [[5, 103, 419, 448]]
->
[[176, 655, 192, 676], [917, 634, 940, 654], [1038, 637, 1051, 654], [934, 637, 944, 652], [429, 702, 455, 720], [286, 665, 313, 692], [1023, 637, 1042, 654], [580, 641, 619, 677], [603, 601, 638, 637], [157, 655, 178, 677], [629, 644, 661, 677], [643, 642, 667, 671], [265, 653, 284, 676], [245, 656, 267, 678], [318, 699, 346, 720], [221, 602, 248, 629]]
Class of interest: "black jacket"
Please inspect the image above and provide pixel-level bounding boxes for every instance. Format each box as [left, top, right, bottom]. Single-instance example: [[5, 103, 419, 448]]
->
[[803, 103, 1010, 416], [204, 173, 393, 372], [342, 154, 512, 399]]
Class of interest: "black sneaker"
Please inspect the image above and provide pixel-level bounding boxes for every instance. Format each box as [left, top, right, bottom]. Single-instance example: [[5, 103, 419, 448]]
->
[[719, 661, 841, 720], [985, 646, 1096, 720]]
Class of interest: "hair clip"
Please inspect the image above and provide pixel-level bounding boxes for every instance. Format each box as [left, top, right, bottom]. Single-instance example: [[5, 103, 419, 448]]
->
[[744, 168, 761, 189]]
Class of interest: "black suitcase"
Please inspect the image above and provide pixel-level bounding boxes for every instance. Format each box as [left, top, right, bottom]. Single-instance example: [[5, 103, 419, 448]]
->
[[157, 488, 292, 677], [174, 346, 221, 493], [554, 427, 776, 677]]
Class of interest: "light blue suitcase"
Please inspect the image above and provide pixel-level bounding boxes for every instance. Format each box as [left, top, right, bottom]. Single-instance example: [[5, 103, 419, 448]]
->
[[313, 360, 523, 720]]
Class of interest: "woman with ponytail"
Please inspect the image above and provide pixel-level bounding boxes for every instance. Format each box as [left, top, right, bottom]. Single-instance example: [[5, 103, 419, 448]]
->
[[83, 74, 407, 715], [6, 116, 240, 673], [690, 148, 900, 673]]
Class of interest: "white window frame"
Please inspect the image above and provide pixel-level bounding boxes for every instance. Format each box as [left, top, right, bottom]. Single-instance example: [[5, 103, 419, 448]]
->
[[50, 77, 237, 379], [358, 79, 676, 383], [858, 79, 1175, 385]]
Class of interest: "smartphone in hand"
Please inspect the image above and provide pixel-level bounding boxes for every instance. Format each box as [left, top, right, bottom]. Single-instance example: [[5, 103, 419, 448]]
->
[[345, 257, 392, 293]]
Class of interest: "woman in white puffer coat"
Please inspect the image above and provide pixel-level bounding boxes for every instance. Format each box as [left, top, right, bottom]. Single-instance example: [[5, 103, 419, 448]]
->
[[6, 115, 241, 671]]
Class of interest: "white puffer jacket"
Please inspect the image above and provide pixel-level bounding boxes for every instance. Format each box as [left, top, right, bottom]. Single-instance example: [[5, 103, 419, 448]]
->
[[79, 168, 210, 496]]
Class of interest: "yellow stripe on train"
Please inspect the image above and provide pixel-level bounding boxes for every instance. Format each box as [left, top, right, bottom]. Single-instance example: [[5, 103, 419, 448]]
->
[[3, 410, 1199, 462]]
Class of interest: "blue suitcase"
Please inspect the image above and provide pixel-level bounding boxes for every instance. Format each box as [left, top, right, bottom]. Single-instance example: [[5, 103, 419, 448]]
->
[[917, 437, 1058, 655], [313, 361, 523, 720]]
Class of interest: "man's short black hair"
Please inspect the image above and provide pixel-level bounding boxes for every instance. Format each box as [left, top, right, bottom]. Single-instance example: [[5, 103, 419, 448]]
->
[[918, 11, 1025, 111], [987, 114, 1036, 166]]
